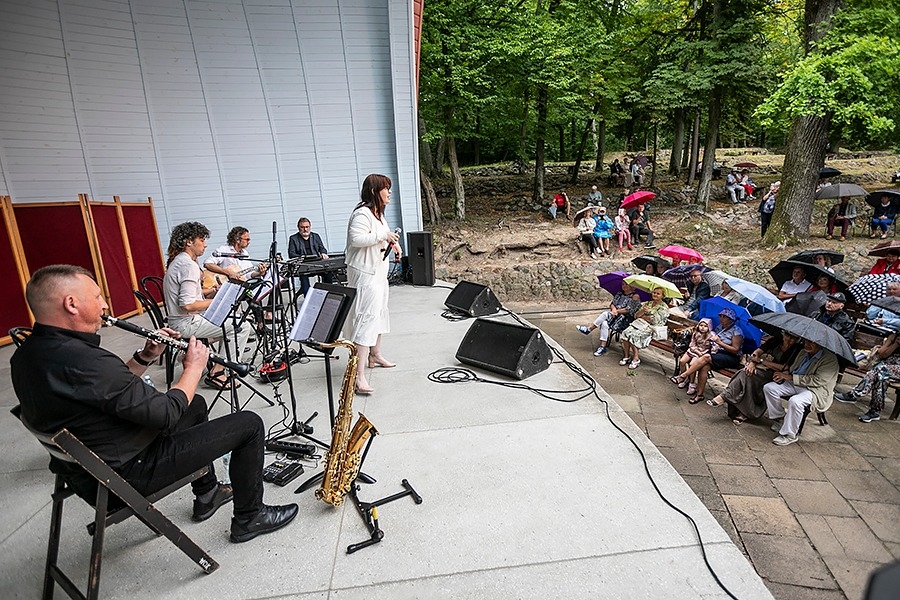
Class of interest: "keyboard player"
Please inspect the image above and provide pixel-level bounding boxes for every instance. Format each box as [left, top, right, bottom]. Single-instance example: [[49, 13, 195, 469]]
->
[[287, 217, 335, 296]]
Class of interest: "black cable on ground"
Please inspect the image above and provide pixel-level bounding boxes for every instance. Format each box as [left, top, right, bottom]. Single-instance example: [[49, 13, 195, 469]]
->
[[428, 304, 740, 600]]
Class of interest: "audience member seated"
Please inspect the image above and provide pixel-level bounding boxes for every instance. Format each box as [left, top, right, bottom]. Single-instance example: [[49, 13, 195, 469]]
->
[[576, 281, 641, 356], [670, 268, 711, 320], [835, 332, 900, 423], [777, 266, 813, 302], [592, 207, 615, 255], [870, 194, 897, 239], [725, 168, 745, 204], [550, 189, 570, 220], [739, 169, 755, 199], [576, 207, 599, 258], [628, 204, 655, 249], [718, 280, 748, 307], [826, 196, 857, 241], [814, 253, 835, 273], [673, 308, 744, 405], [619, 287, 669, 370], [630, 160, 644, 186], [865, 282, 900, 331], [669, 318, 714, 393], [764, 339, 839, 446], [868, 248, 900, 275], [708, 332, 802, 422], [810, 292, 855, 345], [614, 208, 633, 251], [609, 159, 625, 186], [587, 185, 604, 207], [814, 274, 838, 295]]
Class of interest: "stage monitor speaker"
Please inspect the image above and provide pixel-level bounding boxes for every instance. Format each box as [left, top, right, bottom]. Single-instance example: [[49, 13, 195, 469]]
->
[[406, 231, 434, 286], [455, 318, 552, 380], [445, 281, 501, 317]]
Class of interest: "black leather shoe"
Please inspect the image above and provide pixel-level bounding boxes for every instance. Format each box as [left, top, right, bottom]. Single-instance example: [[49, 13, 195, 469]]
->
[[230, 503, 299, 543], [192, 483, 233, 522]]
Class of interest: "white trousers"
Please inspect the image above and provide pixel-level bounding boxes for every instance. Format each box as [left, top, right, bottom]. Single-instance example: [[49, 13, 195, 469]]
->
[[592, 311, 614, 342], [763, 379, 813, 436]]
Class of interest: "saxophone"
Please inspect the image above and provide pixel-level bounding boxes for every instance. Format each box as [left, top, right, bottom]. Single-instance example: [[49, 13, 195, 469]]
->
[[316, 340, 379, 506]]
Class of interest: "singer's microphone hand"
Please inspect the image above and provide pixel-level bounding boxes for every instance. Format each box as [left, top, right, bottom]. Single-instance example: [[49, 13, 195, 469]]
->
[[387, 232, 400, 245]]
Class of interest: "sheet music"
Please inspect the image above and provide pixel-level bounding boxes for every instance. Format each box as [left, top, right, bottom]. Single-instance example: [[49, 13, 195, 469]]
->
[[290, 288, 328, 342], [203, 281, 244, 327]]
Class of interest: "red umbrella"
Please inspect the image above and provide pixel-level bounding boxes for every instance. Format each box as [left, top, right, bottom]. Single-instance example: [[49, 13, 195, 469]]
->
[[733, 161, 758, 169], [658, 245, 705, 263], [620, 190, 656, 211]]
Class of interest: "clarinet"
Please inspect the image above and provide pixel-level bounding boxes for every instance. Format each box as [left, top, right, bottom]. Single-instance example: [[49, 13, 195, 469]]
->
[[101, 315, 251, 377]]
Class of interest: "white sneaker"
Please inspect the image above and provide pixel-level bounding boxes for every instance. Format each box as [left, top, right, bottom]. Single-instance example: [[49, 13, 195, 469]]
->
[[770, 419, 783, 433], [590, 252, 597, 259], [619, 357, 630, 366], [773, 434, 798, 446]]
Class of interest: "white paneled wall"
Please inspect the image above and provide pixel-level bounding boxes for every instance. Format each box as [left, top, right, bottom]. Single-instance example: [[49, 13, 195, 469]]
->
[[0, 0, 420, 258]]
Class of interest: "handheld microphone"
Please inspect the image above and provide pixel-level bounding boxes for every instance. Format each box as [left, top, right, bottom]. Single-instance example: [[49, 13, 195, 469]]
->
[[383, 227, 402, 260], [212, 251, 249, 258]]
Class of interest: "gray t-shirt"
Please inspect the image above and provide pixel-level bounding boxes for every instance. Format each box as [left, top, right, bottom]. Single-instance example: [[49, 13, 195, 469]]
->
[[164, 252, 203, 328]]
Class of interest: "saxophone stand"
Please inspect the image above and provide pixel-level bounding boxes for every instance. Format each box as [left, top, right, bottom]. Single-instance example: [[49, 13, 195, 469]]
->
[[345, 436, 423, 554]]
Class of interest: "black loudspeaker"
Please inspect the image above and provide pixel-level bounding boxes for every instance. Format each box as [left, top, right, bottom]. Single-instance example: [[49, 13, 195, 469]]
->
[[406, 231, 434, 286], [445, 281, 501, 317], [456, 318, 552, 380]]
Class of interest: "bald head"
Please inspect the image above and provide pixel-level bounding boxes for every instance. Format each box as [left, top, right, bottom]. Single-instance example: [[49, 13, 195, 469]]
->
[[26, 265, 107, 331]]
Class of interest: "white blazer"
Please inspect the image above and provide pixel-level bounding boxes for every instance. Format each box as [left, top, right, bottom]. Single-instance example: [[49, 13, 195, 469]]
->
[[345, 206, 390, 275]]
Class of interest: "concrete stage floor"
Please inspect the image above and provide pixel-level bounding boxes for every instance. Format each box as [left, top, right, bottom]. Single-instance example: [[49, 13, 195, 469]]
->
[[0, 282, 772, 599]]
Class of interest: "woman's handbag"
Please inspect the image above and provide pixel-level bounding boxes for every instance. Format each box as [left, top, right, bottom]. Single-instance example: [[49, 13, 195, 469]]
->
[[651, 325, 668, 341]]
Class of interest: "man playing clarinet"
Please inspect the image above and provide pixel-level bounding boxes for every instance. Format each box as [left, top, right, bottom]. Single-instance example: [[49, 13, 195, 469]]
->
[[10, 265, 298, 542]]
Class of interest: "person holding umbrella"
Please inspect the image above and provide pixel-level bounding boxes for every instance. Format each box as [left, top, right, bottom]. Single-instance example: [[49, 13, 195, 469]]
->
[[672, 308, 744, 404], [671, 268, 711, 320], [627, 204, 655, 249], [870, 194, 897, 238], [867, 247, 900, 275], [865, 282, 900, 331], [825, 196, 857, 241], [777, 265, 813, 302], [834, 332, 900, 423], [764, 338, 839, 446], [619, 287, 669, 369], [576, 281, 641, 356]]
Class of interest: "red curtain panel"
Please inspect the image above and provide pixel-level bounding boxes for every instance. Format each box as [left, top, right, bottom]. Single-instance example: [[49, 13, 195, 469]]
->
[[91, 204, 136, 316]]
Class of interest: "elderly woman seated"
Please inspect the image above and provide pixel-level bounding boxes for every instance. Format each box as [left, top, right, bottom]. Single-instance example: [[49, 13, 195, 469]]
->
[[870, 194, 898, 239], [618, 287, 669, 370], [707, 332, 802, 422], [670, 308, 744, 404], [576, 281, 641, 356], [835, 332, 900, 422]]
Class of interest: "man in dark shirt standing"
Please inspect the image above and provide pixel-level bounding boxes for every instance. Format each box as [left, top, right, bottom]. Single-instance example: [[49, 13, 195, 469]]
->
[[11, 265, 298, 543], [288, 217, 334, 296]]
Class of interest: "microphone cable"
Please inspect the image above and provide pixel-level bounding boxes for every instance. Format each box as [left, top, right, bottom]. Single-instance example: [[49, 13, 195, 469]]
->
[[428, 304, 740, 600]]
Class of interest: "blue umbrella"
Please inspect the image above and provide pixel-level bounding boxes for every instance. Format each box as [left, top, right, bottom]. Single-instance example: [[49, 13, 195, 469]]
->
[[597, 271, 650, 301], [698, 296, 762, 354], [725, 277, 785, 313]]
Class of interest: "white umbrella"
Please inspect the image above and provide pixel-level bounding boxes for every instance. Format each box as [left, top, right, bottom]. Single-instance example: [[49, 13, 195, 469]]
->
[[702, 269, 731, 296]]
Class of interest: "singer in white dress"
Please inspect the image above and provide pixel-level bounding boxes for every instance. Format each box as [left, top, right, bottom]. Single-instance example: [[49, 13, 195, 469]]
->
[[344, 173, 402, 394]]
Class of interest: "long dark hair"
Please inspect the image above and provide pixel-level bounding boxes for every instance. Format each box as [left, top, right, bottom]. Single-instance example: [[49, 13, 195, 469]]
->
[[357, 173, 391, 219]]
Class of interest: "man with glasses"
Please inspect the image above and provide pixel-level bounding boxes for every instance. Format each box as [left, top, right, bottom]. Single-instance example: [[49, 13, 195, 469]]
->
[[288, 217, 334, 296], [204, 226, 267, 282]]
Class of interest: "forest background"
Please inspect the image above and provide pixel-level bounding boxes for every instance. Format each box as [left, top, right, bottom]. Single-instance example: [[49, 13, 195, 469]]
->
[[416, 0, 900, 246]]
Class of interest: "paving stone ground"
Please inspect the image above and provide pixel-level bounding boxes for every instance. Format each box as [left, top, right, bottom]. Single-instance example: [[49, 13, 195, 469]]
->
[[510, 301, 900, 600]]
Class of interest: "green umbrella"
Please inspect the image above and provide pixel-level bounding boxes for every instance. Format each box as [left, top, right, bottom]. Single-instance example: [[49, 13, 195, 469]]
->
[[623, 274, 682, 299]]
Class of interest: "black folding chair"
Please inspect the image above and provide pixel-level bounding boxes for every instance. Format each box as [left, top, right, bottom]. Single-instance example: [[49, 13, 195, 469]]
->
[[9, 326, 32, 347], [139, 275, 167, 320], [11, 405, 217, 600], [133, 290, 175, 389]]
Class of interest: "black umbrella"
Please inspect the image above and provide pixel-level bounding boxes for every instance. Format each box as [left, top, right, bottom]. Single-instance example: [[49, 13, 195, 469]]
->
[[769, 260, 849, 292], [786, 290, 827, 318], [815, 183, 868, 199], [786, 249, 844, 267], [819, 167, 842, 179], [631, 254, 671, 274], [864, 190, 900, 209], [750, 312, 856, 366], [870, 296, 900, 314], [867, 240, 900, 257]]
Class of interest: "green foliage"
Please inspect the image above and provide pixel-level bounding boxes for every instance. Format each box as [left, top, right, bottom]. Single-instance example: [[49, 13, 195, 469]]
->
[[756, 1, 900, 147]]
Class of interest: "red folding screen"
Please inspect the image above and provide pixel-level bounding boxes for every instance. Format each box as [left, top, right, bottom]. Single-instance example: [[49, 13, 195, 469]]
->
[[0, 197, 31, 339]]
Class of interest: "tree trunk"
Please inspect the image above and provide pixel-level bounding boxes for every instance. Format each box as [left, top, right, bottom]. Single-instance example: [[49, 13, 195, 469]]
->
[[519, 88, 530, 165], [418, 116, 434, 177], [571, 102, 599, 184], [696, 90, 721, 210], [687, 110, 701, 185], [420, 168, 441, 225], [473, 115, 481, 165], [557, 124, 565, 162], [435, 137, 446, 175], [595, 119, 606, 172], [650, 121, 659, 187], [763, 117, 829, 245], [532, 85, 549, 204], [447, 136, 465, 220], [669, 108, 685, 175]]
